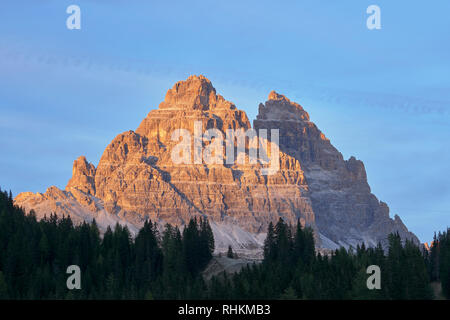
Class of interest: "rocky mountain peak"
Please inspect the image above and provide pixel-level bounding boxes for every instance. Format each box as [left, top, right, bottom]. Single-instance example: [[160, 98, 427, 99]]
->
[[66, 155, 96, 195], [158, 74, 236, 111], [136, 75, 250, 142], [14, 75, 420, 255], [257, 91, 309, 122], [267, 90, 288, 101]]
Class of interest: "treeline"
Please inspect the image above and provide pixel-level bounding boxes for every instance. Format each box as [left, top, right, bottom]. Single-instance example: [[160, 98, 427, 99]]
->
[[428, 229, 450, 298], [0, 189, 214, 299], [208, 219, 437, 299], [0, 188, 449, 299]]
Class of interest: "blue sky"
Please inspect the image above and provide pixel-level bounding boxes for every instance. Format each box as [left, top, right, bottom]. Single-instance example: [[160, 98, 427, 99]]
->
[[0, 0, 449, 243]]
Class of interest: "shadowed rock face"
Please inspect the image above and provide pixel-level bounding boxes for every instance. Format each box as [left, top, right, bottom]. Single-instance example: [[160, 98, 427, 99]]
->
[[254, 93, 418, 248], [66, 156, 96, 195], [15, 75, 419, 253]]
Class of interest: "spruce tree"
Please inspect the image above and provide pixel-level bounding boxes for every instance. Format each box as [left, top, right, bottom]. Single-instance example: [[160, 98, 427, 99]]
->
[[263, 222, 276, 263], [227, 245, 234, 259], [0, 271, 8, 299]]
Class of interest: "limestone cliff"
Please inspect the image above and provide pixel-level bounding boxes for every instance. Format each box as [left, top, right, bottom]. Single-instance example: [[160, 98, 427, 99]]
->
[[14, 75, 419, 255]]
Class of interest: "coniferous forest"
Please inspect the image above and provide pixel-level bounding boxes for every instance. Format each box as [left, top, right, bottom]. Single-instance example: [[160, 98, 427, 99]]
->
[[0, 188, 449, 300]]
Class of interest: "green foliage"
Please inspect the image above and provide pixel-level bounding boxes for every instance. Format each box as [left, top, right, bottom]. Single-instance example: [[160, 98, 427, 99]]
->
[[0, 189, 214, 299], [0, 187, 444, 300], [209, 220, 435, 300], [0, 271, 8, 299], [227, 246, 234, 259], [429, 228, 450, 298]]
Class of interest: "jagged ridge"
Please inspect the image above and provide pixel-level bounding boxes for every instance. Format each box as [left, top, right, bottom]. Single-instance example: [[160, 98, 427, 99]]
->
[[15, 75, 419, 254]]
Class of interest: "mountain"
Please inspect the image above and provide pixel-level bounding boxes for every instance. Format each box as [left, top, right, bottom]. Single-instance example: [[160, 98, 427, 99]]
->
[[14, 75, 419, 256]]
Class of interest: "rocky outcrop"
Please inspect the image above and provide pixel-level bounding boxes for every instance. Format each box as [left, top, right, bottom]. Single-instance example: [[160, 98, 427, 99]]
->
[[66, 156, 96, 195], [14, 75, 419, 253], [254, 92, 418, 249]]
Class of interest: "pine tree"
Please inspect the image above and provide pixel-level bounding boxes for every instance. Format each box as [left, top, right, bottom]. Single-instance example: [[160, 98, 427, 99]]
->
[[293, 219, 304, 265], [227, 245, 234, 259], [274, 218, 291, 265], [403, 240, 433, 299], [279, 286, 297, 300], [429, 232, 439, 281], [0, 271, 8, 299], [199, 217, 214, 267], [263, 222, 276, 263], [386, 232, 405, 299], [183, 218, 200, 276], [437, 228, 450, 298]]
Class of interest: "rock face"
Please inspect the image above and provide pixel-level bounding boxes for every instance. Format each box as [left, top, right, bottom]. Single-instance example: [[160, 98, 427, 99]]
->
[[254, 93, 417, 249], [14, 75, 419, 254], [66, 156, 96, 195]]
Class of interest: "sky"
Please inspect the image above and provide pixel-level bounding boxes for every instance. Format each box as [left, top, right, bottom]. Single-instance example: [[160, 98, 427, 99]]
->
[[0, 0, 449, 243]]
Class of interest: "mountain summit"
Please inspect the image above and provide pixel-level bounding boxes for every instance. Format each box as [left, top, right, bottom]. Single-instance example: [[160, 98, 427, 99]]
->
[[15, 75, 419, 256]]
